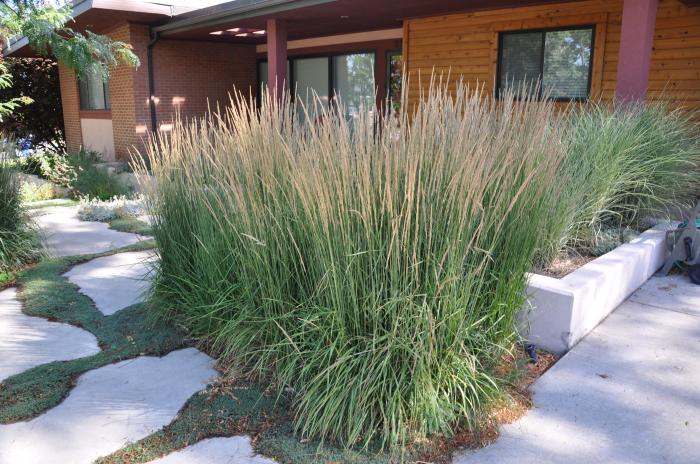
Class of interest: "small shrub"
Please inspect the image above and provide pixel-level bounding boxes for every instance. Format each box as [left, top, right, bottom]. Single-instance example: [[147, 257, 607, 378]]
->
[[0, 58, 64, 152], [66, 151, 129, 200], [20, 180, 57, 202], [77, 195, 145, 222]]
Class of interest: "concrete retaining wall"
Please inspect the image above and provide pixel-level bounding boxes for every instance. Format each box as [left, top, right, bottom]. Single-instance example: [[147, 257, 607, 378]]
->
[[521, 223, 675, 354]]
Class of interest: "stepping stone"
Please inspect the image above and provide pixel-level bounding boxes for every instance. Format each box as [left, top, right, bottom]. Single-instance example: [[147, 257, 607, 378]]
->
[[0, 348, 218, 464], [147, 437, 279, 464], [629, 274, 700, 317], [34, 206, 142, 257], [64, 251, 157, 315], [0, 288, 99, 383]]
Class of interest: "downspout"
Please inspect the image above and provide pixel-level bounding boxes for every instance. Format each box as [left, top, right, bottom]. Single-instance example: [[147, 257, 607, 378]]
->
[[147, 28, 160, 136]]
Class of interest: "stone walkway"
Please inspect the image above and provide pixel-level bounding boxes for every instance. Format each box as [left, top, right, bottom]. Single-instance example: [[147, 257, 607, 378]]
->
[[0, 206, 232, 464], [0, 349, 216, 464], [34, 206, 143, 256], [0, 288, 99, 382], [64, 250, 157, 315], [4, 205, 698, 464], [454, 275, 700, 464], [146, 437, 278, 464]]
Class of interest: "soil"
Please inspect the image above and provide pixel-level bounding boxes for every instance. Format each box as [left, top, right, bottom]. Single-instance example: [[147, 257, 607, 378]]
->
[[535, 252, 596, 279]]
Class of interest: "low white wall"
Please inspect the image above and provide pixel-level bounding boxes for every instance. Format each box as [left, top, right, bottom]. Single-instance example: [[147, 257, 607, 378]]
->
[[80, 118, 116, 161], [521, 223, 675, 354]]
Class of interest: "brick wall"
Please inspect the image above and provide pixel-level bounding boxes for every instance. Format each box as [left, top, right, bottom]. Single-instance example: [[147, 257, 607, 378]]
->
[[108, 23, 140, 160], [57, 63, 82, 153], [58, 21, 257, 161], [150, 39, 257, 129]]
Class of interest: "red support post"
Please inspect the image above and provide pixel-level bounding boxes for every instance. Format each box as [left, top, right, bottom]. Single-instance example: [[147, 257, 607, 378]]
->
[[615, 0, 659, 101], [266, 18, 288, 100]]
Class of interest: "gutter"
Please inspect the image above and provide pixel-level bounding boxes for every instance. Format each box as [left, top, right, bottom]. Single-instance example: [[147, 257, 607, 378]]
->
[[154, 0, 336, 37], [147, 28, 160, 136]]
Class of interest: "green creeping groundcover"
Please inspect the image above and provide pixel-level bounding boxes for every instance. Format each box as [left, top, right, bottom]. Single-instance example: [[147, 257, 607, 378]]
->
[[0, 240, 404, 463], [0, 240, 185, 423]]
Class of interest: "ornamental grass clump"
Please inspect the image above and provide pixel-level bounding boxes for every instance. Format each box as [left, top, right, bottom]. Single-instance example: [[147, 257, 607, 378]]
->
[[552, 100, 700, 255], [137, 83, 567, 450], [0, 144, 41, 271]]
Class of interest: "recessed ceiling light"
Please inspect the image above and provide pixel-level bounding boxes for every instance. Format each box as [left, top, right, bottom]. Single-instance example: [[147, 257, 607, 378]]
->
[[253, 30, 266, 35], [227, 28, 241, 32], [340, 15, 349, 19], [235, 33, 250, 37], [210, 30, 223, 35]]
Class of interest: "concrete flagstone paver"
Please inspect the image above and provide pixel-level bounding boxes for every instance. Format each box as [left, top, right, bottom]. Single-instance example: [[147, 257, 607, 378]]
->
[[0, 287, 100, 383], [454, 276, 700, 464], [0, 348, 218, 464], [629, 274, 700, 317], [64, 250, 156, 315], [33, 206, 143, 256], [146, 437, 280, 464]]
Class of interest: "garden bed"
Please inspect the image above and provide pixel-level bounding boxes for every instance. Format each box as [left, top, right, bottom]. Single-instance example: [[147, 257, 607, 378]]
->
[[521, 222, 676, 354]]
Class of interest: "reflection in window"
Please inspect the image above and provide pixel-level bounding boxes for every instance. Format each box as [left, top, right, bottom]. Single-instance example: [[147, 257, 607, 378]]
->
[[333, 53, 375, 118], [497, 27, 593, 100], [387, 51, 403, 111], [257, 53, 376, 118], [79, 68, 110, 110]]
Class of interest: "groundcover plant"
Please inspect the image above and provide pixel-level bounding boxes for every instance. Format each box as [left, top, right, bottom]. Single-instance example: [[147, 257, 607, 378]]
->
[[137, 83, 569, 451]]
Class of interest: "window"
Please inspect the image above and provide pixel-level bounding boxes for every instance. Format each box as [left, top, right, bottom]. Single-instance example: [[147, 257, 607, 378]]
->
[[79, 68, 110, 110], [258, 52, 376, 118], [386, 51, 403, 111], [497, 27, 594, 100]]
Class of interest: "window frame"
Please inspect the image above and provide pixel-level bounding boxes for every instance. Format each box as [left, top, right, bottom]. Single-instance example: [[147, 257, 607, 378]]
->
[[495, 25, 596, 102], [256, 49, 377, 108], [78, 71, 111, 111]]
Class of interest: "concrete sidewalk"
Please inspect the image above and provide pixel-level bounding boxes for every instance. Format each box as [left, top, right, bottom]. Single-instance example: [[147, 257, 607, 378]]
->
[[454, 275, 700, 464]]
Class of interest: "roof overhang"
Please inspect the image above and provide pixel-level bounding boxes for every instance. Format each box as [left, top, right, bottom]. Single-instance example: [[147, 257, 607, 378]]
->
[[155, 0, 335, 36], [3, 0, 196, 57], [154, 0, 573, 45]]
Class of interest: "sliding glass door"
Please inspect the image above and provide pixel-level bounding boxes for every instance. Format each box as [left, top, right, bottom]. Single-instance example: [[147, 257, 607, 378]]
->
[[258, 52, 375, 119]]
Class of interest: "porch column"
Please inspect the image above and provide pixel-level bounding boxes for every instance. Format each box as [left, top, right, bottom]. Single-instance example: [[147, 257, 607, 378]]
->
[[615, 0, 659, 101], [266, 18, 288, 99]]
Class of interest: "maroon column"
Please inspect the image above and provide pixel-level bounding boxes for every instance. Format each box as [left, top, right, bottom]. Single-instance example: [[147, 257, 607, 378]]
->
[[266, 18, 287, 100], [615, 0, 659, 101]]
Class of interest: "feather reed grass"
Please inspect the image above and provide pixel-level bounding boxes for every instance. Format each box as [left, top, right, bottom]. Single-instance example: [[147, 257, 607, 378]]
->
[[137, 82, 569, 451]]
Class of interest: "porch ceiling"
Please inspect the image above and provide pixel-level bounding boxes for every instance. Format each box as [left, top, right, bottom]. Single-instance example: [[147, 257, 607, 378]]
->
[[157, 0, 575, 44]]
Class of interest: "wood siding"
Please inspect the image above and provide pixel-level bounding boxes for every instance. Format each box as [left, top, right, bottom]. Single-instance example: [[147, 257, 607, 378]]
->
[[404, 0, 700, 109]]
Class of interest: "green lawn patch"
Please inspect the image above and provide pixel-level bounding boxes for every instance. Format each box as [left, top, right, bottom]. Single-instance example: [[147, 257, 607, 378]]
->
[[109, 217, 152, 236]]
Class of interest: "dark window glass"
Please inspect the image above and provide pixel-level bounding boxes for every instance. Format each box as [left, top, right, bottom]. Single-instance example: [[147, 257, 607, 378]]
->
[[387, 51, 403, 111], [257, 53, 377, 118], [79, 68, 110, 110], [498, 27, 593, 100]]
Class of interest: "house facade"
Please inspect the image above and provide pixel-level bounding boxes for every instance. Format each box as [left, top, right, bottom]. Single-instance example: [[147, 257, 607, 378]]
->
[[6, 0, 700, 161]]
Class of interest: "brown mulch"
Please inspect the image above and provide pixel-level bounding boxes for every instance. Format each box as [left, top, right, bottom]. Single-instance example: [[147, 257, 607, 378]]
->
[[415, 349, 558, 464], [536, 253, 596, 278]]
